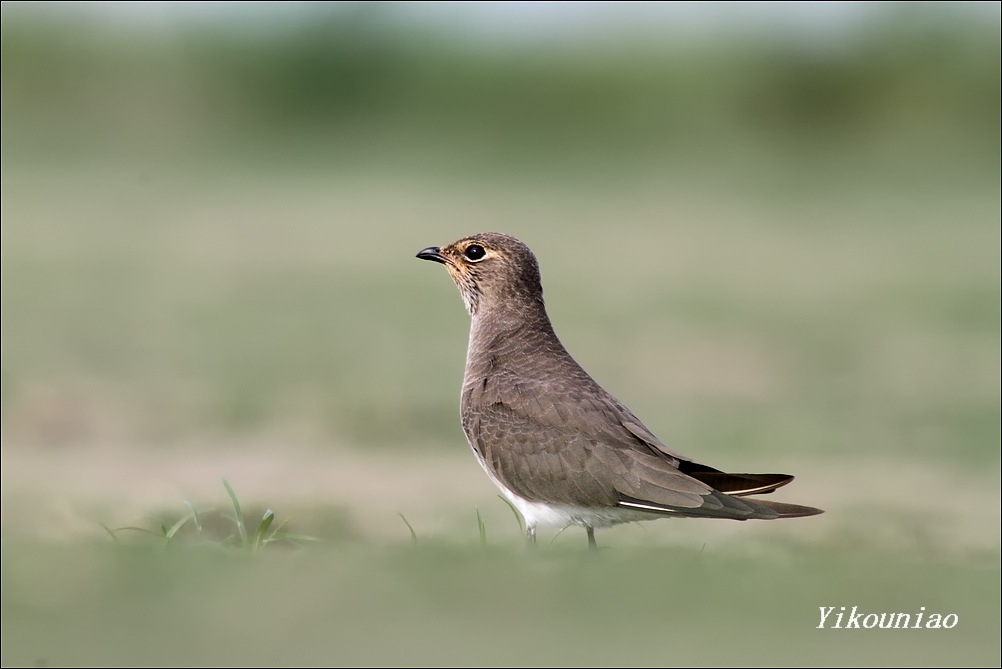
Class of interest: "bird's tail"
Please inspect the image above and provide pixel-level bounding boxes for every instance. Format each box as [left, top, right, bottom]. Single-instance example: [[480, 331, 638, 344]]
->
[[746, 499, 824, 518]]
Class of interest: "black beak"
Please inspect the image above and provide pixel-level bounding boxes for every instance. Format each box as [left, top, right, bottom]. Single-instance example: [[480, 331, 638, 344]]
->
[[416, 246, 447, 264]]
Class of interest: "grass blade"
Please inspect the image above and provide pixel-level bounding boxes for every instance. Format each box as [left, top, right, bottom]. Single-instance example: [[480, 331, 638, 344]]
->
[[476, 507, 487, 545], [164, 513, 193, 541], [398, 513, 417, 543], [253, 509, 275, 549], [265, 520, 321, 547], [549, 523, 573, 545], [221, 477, 248, 547], [263, 518, 290, 544], [273, 533, 321, 543], [185, 501, 203, 534], [100, 523, 120, 543], [497, 495, 525, 535]]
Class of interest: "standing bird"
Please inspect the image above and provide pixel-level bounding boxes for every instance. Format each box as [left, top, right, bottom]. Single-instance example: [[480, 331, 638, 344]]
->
[[417, 232, 821, 548]]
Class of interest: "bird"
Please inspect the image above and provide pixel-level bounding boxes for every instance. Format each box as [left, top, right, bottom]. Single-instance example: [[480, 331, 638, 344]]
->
[[416, 232, 822, 548]]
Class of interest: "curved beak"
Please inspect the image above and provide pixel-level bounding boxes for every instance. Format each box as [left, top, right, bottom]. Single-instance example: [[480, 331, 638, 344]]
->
[[416, 246, 447, 264]]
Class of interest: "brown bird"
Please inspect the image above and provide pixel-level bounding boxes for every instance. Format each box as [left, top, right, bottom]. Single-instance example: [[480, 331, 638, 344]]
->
[[417, 232, 822, 548]]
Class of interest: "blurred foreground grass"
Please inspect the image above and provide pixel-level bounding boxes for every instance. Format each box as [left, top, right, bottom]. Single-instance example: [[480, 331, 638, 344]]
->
[[2, 538, 998, 666]]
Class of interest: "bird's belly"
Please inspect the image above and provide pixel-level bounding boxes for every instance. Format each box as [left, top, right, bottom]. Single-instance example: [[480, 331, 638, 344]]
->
[[505, 495, 661, 529], [467, 443, 659, 529]]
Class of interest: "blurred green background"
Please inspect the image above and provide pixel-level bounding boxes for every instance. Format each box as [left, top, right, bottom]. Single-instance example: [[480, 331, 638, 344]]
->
[[1, 2, 999, 666]]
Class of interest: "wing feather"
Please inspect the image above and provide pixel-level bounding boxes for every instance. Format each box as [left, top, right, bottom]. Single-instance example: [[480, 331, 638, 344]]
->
[[462, 348, 814, 520]]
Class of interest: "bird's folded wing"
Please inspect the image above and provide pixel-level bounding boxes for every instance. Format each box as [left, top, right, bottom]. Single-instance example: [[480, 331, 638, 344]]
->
[[472, 369, 693, 463], [466, 402, 772, 516], [464, 369, 808, 519]]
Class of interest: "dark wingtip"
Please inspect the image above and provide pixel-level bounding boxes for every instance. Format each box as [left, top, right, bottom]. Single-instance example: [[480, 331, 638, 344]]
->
[[684, 470, 795, 497]]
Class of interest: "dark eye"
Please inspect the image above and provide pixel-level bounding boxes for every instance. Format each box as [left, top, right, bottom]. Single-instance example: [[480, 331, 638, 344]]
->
[[464, 245, 486, 261]]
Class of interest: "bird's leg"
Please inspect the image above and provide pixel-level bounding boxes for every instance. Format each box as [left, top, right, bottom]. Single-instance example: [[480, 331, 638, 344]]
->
[[526, 524, 537, 547], [586, 526, 597, 549]]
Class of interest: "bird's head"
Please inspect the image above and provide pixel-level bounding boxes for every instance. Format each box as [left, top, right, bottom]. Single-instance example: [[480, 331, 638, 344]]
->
[[416, 232, 544, 317]]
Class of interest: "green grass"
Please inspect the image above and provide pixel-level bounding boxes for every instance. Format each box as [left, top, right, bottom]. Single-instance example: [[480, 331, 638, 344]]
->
[[1, 538, 998, 666], [104, 478, 316, 551]]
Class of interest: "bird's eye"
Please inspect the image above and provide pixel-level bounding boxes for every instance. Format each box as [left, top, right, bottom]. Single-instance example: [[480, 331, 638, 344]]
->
[[464, 245, 486, 261]]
